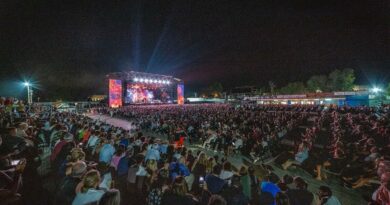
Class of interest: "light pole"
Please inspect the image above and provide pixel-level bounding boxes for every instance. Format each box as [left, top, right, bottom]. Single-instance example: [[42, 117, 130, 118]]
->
[[24, 82, 33, 104]]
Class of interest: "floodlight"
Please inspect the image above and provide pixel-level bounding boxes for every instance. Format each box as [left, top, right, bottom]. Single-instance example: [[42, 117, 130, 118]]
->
[[371, 87, 382, 93]]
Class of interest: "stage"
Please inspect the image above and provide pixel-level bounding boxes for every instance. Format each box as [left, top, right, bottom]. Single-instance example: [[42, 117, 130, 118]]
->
[[107, 71, 184, 108]]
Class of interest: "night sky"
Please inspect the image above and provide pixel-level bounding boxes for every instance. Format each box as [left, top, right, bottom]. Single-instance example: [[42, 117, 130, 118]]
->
[[0, 0, 388, 100]]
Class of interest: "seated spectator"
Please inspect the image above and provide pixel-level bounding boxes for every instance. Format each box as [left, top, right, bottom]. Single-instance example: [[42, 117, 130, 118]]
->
[[221, 175, 249, 205], [277, 175, 294, 193], [275, 192, 290, 205], [0, 159, 25, 205], [317, 186, 341, 205], [208, 194, 227, 205], [282, 142, 310, 170], [191, 153, 207, 190], [55, 161, 87, 205], [371, 172, 390, 205], [258, 191, 275, 205], [169, 157, 190, 180], [260, 173, 281, 201], [110, 144, 125, 170], [147, 174, 169, 205], [161, 176, 197, 205], [63, 148, 86, 176], [99, 139, 115, 164], [72, 170, 105, 205], [145, 143, 161, 162], [98, 189, 121, 205], [205, 164, 227, 194], [97, 162, 113, 190], [239, 166, 251, 200], [286, 177, 313, 205]]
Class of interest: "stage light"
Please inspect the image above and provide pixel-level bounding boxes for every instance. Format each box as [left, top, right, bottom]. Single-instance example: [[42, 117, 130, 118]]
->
[[153, 79, 157, 83], [158, 80, 162, 84], [167, 81, 171, 84], [23, 82, 30, 87], [134, 78, 139, 82], [371, 87, 382, 93], [140, 78, 144, 82]]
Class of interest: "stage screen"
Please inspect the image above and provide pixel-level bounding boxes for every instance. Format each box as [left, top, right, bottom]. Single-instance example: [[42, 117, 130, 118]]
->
[[109, 79, 122, 108], [177, 84, 184, 105], [125, 84, 170, 104]]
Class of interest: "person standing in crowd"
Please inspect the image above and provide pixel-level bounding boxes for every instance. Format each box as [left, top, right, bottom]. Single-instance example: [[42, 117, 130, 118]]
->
[[191, 152, 207, 190], [161, 176, 198, 205], [260, 173, 281, 204], [205, 164, 227, 194], [145, 143, 161, 162], [239, 166, 252, 200], [219, 161, 234, 185]]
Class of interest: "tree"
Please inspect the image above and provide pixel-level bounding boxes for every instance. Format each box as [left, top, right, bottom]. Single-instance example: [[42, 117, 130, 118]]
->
[[205, 82, 223, 98], [307, 75, 328, 92], [328, 68, 355, 91], [279, 82, 306, 94]]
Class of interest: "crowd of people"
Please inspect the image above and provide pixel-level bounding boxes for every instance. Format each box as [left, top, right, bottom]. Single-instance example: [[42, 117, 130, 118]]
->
[[0, 97, 389, 205]]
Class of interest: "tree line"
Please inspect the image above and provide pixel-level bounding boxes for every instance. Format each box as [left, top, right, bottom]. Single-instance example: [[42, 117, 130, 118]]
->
[[200, 68, 390, 97]]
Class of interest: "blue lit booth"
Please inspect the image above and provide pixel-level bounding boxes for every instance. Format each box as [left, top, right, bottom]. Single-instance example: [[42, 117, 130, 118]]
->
[[106, 71, 184, 108]]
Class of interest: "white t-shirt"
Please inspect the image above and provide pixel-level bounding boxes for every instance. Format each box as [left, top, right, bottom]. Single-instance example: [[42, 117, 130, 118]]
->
[[220, 170, 234, 185], [324, 196, 341, 205]]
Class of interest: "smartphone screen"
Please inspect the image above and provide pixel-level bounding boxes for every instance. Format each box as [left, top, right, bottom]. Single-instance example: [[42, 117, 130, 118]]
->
[[11, 160, 20, 166], [199, 176, 204, 187]]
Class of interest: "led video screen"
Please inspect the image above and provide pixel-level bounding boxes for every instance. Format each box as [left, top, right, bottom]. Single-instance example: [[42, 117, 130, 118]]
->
[[125, 84, 170, 104], [177, 84, 184, 105], [108, 79, 122, 108]]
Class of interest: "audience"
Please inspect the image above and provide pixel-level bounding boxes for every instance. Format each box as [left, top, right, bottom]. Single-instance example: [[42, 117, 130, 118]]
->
[[1, 97, 389, 205]]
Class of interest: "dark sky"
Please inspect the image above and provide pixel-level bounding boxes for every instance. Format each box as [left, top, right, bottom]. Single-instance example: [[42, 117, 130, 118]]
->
[[0, 0, 389, 100]]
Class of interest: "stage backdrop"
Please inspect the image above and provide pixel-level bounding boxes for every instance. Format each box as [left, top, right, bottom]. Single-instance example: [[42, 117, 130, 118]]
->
[[109, 79, 122, 108]]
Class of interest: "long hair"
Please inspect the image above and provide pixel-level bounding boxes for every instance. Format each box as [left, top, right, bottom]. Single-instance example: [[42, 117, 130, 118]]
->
[[192, 152, 207, 172], [172, 176, 188, 196], [99, 189, 120, 205], [81, 170, 101, 193]]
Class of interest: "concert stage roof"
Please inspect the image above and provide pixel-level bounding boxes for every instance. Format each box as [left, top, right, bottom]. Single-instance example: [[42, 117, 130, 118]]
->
[[106, 71, 182, 85]]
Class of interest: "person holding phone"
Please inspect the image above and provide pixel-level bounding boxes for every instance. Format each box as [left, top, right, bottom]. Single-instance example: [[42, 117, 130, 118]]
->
[[0, 158, 26, 204]]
